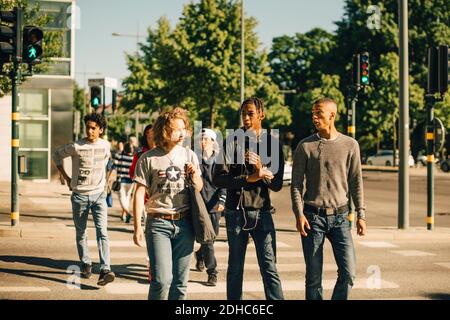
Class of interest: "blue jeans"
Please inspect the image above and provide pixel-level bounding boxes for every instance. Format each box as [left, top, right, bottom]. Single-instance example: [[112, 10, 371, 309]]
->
[[71, 192, 111, 271], [145, 216, 195, 300], [225, 208, 284, 300], [301, 210, 356, 300]]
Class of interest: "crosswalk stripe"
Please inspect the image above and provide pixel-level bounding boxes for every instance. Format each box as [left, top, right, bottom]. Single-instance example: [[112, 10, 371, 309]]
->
[[0, 287, 51, 293], [110, 250, 302, 259], [105, 279, 399, 295], [89, 240, 292, 249], [194, 241, 292, 249], [434, 262, 450, 269], [208, 263, 336, 272], [391, 250, 436, 257], [358, 241, 398, 248]]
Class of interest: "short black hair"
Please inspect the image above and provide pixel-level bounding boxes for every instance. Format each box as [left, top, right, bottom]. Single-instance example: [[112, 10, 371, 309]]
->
[[84, 112, 107, 131], [313, 97, 337, 108], [240, 97, 265, 114]]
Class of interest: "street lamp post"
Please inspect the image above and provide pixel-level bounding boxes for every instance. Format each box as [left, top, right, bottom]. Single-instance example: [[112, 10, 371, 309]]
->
[[112, 24, 144, 53]]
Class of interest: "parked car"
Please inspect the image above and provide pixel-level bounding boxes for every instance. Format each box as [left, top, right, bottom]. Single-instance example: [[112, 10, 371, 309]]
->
[[366, 150, 414, 167]]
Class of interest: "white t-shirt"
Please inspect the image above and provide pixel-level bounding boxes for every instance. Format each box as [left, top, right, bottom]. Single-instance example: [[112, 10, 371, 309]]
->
[[134, 145, 201, 215], [53, 138, 111, 195]]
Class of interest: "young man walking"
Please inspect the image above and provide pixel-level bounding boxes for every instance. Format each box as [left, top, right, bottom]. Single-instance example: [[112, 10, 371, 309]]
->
[[213, 97, 284, 300], [53, 112, 115, 286], [291, 98, 366, 300]]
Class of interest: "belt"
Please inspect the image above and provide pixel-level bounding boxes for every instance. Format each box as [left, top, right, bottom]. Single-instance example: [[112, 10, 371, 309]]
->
[[149, 211, 189, 221], [304, 203, 349, 216]]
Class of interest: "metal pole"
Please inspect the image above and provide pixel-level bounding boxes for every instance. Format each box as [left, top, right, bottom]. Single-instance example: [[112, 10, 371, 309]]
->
[[135, 111, 140, 141], [102, 84, 106, 116], [398, 0, 410, 229], [426, 95, 435, 230], [240, 0, 245, 104], [11, 60, 20, 227]]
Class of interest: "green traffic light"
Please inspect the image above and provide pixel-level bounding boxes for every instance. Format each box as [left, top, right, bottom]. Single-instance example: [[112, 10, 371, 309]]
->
[[361, 76, 369, 84], [28, 47, 37, 59], [92, 97, 100, 106]]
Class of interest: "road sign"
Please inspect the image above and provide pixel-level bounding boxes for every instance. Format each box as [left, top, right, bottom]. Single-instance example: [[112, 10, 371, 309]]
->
[[88, 77, 118, 88]]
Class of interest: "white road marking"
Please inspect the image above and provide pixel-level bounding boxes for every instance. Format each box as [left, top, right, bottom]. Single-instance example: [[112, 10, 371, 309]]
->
[[105, 279, 399, 295], [110, 250, 302, 259], [434, 262, 450, 269], [89, 240, 291, 249], [0, 287, 51, 293], [201, 263, 336, 273], [194, 241, 291, 249], [391, 250, 436, 257], [358, 241, 399, 248]]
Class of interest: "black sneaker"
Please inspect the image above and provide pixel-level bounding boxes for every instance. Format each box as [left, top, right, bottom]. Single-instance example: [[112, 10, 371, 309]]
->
[[125, 214, 132, 224], [97, 269, 115, 286], [206, 274, 217, 286], [195, 250, 205, 272], [81, 263, 92, 279]]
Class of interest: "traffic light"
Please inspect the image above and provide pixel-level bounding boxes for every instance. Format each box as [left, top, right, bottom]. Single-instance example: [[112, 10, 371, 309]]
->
[[352, 52, 370, 87], [438, 45, 448, 96], [0, 8, 23, 73], [112, 89, 117, 113], [427, 45, 449, 96], [90, 86, 102, 109], [360, 52, 370, 85], [22, 26, 43, 65], [427, 47, 439, 94]]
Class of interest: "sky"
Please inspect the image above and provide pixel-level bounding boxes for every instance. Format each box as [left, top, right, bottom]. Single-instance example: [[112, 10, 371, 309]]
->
[[75, 0, 345, 90]]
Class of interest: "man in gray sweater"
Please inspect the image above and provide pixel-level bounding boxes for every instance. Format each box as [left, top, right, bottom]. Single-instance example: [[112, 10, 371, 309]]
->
[[291, 98, 366, 300]]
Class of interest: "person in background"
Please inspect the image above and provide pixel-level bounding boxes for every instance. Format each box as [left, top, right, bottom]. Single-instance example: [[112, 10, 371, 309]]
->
[[129, 124, 156, 282], [193, 128, 226, 287], [113, 142, 135, 223]]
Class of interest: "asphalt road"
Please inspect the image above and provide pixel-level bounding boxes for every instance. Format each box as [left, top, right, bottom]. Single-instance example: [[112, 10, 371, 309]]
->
[[0, 170, 449, 301]]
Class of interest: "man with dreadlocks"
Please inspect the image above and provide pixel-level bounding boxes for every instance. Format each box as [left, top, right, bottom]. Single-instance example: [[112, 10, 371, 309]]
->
[[213, 97, 285, 300]]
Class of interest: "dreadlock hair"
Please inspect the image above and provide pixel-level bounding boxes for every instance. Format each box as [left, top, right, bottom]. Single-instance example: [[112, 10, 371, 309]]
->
[[153, 107, 190, 150], [240, 97, 265, 114], [84, 112, 107, 135]]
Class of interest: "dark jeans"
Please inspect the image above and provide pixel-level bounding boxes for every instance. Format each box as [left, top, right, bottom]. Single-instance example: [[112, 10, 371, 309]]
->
[[301, 210, 356, 300], [197, 211, 221, 276], [225, 208, 284, 300]]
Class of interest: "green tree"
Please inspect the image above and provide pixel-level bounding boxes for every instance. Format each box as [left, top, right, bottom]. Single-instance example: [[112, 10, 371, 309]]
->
[[122, 0, 291, 131], [332, 0, 449, 155]]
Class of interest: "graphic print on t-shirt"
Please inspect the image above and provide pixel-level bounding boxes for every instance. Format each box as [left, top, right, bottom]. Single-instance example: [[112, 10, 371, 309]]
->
[[77, 147, 107, 186], [157, 166, 187, 195]]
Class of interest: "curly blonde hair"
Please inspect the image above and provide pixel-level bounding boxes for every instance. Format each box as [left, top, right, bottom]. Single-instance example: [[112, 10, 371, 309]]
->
[[152, 107, 191, 149]]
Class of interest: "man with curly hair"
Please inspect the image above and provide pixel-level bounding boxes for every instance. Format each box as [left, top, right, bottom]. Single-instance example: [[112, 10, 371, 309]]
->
[[53, 112, 115, 286]]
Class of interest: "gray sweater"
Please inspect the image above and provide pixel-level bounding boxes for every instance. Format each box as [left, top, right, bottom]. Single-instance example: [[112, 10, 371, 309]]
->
[[291, 133, 365, 218]]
